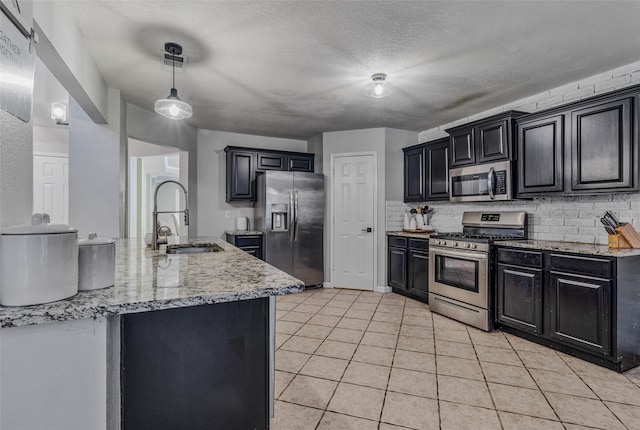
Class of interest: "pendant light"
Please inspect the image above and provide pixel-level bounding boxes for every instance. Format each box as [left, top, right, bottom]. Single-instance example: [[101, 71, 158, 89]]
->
[[154, 42, 193, 120], [365, 73, 392, 99]]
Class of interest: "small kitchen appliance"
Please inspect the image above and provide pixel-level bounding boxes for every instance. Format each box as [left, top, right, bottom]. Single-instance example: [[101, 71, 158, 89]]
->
[[428, 211, 527, 331], [449, 160, 513, 202], [78, 233, 116, 291]]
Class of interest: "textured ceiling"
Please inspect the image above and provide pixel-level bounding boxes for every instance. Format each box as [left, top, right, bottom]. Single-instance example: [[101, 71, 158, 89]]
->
[[70, 1, 640, 139]]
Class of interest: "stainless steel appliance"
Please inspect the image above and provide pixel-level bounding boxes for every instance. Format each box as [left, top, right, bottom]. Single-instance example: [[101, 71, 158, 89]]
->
[[255, 171, 324, 287], [449, 160, 513, 202], [429, 211, 527, 331]]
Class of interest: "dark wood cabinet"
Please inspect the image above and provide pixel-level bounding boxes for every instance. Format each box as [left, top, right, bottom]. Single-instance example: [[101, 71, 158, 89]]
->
[[517, 115, 564, 195], [476, 119, 510, 163], [497, 264, 543, 335], [387, 235, 429, 303], [226, 233, 263, 260], [388, 245, 407, 290], [449, 129, 475, 167], [225, 146, 315, 202], [403, 137, 449, 202]]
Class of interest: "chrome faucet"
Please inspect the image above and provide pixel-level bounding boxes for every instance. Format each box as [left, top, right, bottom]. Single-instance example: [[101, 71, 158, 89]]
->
[[152, 180, 189, 250]]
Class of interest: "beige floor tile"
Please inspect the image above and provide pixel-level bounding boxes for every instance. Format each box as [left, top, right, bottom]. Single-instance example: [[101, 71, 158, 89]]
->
[[344, 308, 375, 320], [399, 324, 433, 339], [327, 327, 365, 344], [435, 340, 476, 360], [393, 350, 436, 374], [292, 303, 322, 314], [356, 293, 383, 304], [583, 375, 640, 405], [381, 391, 439, 430], [307, 314, 341, 327], [271, 400, 323, 430], [562, 424, 604, 430], [403, 315, 433, 327], [300, 355, 349, 381], [303, 297, 331, 306], [278, 294, 307, 303], [624, 366, 640, 386], [439, 401, 501, 430], [336, 317, 370, 331], [317, 306, 348, 317], [336, 289, 361, 296], [316, 411, 378, 430], [275, 333, 291, 349], [275, 350, 311, 373], [279, 374, 338, 409], [467, 328, 512, 349], [475, 345, 522, 366], [276, 320, 303, 335], [326, 299, 353, 308], [438, 375, 493, 409], [294, 323, 333, 340], [530, 368, 597, 398], [480, 362, 537, 389], [377, 304, 405, 314], [274, 371, 295, 399], [373, 311, 403, 324], [436, 355, 484, 381], [488, 382, 557, 420], [397, 335, 435, 353], [327, 382, 386, 421], [434, 328, 471, 343], [380, 296, 406, 306], [276, 302, 298, 311], [361, 331, 398, 349], [280, 311, 314, 323], [497, 411, 564, 430], [367, 320, 401, 335], [353, 344, 395, 366], [432, 315, 468, 331], [387, 367, 437, 399], [545, 392, 625, 429], [276, 311, 289, 321], [280, 335, 323, 354], [517, 350, 572, 373], [403, 306, 431, 317], [342, 361, 391, 390], [561, 354, 630, 383], [505, 333, 558, 355], [315, 340, 358, 360], [379, 424, 413, 430], [604, 401, 640, 429], [351, 301, 378, 311]]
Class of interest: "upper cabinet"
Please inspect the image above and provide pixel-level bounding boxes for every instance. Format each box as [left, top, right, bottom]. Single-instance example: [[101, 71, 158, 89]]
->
[[516, 85, 639, 198], [446, 111, 526, 168], [403, 137, 449, 202], [225, 147, 315, 202]]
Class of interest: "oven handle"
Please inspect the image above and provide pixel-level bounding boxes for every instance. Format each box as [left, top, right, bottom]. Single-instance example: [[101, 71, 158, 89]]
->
[[488, 167, 495, 200], [429, 247, 488, 261]]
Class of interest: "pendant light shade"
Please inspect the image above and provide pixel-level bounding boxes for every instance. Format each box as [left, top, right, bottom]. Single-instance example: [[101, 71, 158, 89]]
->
[[155, 42, 193, 120], [365, 73, 392, 99]]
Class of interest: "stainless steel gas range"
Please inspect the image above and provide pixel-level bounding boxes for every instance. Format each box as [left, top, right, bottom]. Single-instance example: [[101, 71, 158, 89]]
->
[[428, 211, 527, 331]]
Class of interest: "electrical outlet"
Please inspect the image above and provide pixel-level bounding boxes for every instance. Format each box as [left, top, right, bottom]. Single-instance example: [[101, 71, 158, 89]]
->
[[225, 211, 231, 218]]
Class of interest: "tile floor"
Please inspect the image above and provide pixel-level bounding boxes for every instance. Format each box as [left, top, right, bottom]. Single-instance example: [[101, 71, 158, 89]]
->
[[271, 288, 640, 430]]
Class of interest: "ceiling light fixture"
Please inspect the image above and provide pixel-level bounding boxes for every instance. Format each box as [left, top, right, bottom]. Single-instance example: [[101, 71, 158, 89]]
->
[[365, 73, 392, 99], [51, 102, 68, 125], [154, 42, 193, 120]]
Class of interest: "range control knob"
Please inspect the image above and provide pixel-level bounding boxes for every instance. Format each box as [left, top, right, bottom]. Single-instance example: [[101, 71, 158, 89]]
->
[[463, 243, 470, 249], [471, 244, 477, 249], [452, 242, 458, 247]]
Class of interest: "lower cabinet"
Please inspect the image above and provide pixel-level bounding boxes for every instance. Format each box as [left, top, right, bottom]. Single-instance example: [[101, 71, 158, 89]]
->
[[387, 235, 429, 303], [226, 233, 263, 260], [497, 264, 543, 334]]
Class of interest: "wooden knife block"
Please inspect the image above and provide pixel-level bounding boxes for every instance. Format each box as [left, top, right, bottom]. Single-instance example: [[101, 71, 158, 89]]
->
[[608, 223, 640, 248]]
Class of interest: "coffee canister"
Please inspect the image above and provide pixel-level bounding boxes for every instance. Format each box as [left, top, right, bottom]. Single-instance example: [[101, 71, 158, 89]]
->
[[236, 216, 248, 231], [78, 233, 116, 291]]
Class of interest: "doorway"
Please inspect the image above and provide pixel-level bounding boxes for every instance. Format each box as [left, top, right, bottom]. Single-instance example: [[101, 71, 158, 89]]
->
[[330, 153, 377, 290]]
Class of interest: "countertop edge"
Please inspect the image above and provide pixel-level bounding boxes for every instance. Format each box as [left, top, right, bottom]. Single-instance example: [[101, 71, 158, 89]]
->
[[387, 231, 434, 239], [497, 239, 640, 257]]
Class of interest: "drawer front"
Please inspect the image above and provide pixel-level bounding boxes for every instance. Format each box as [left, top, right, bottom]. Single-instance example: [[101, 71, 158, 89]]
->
[[257, 153, 286, 171], [408, 238, 429, 251], [549, 253, 612, 278], [288, 155, 314, 172], [235, 235, 262, 248], [497, 248, 543, 268], [388, 236, 408, 248]]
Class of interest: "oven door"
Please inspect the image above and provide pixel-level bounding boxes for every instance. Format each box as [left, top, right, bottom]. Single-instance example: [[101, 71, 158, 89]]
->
[[429, 247, 488, 309]]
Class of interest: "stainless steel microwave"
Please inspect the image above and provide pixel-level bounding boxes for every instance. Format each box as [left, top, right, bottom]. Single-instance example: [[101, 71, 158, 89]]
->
[[449, 160, 512, 202]]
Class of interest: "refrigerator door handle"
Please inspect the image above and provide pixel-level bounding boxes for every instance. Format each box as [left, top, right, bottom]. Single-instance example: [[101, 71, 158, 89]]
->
[[293, 190, 299, 241], [289, 190, 295, 242]]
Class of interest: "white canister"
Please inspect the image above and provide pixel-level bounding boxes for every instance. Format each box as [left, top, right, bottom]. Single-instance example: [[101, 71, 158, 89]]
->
[[78, 233, 116, 291], [236, 216, 248, 231], [0, 214, 79, 306]]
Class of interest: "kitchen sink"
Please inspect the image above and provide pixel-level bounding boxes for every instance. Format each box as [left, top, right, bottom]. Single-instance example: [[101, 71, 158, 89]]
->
[[165, 243, 224, 254]]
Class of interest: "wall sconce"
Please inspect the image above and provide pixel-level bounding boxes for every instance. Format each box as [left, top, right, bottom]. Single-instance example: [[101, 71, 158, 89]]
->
[[51, 103, 68, 125]]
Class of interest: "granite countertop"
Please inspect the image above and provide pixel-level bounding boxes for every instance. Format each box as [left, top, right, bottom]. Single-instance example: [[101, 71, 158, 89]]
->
[[387, 231, 434, 239], [225, 230, 263, 235], [497, 239, 640, 257], [0, 238, 303, 328]]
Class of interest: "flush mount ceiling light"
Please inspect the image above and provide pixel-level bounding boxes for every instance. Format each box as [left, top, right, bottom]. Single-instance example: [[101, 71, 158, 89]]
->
[[51, 102, 68, 125], [365, 73, 392, 99], [154, 42, 193, 120]]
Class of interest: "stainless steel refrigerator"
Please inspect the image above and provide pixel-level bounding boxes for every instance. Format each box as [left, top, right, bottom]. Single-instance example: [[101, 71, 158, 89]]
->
[[255, 171, 324, 287]]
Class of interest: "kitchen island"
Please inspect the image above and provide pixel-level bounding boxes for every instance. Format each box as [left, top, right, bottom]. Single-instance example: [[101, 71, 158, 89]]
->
[[0, 239, 304, 430]]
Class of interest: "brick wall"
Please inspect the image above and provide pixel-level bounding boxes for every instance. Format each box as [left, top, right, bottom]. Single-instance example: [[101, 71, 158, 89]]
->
[[387, 60, 640, 245]]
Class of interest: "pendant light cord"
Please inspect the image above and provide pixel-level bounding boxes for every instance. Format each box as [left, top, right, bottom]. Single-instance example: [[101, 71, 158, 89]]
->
[[172, 54, 176, 89]]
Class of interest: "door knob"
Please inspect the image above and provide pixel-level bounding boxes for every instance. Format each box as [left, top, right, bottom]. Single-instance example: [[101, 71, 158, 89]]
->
[[361, 227, 373, 233]]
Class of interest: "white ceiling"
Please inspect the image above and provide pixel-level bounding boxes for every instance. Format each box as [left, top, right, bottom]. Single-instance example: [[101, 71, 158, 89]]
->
[[70, 1, 640, 140]]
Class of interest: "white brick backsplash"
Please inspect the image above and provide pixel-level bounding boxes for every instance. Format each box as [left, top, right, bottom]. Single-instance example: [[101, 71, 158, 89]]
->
[[632, 71, 640, 83], [536, 94, 564, 109], [563, 86, 596, 102], [594, 75, 632, 93], [565, 218, 595, 227], [578, 70, 614, 88], [549, 82, 580, 96]]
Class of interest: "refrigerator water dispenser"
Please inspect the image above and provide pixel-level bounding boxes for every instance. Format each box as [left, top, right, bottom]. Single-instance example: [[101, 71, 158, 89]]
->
[[271, 204, 288, 231]]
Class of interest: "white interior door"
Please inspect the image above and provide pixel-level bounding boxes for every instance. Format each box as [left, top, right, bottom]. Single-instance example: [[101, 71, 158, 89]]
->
[[332, 154, 375, 290], [33, 155, 69, 224]]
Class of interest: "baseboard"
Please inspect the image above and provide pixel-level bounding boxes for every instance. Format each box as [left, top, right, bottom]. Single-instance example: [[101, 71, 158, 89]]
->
[[323, 282, 333, 289], [374, 285, 392, 293]]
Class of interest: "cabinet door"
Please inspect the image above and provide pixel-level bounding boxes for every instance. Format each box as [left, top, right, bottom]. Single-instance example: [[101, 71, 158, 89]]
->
[[407, 250, 429, 300], [426, 139, 449, 201], [571, 97, 634, 192], [476, 119, 509, 163], [288, 154, 314, 172], [449, 129, 475, 167], [546, 272, 611, 356], [388, 247, 407, 290], [226, 150, 256, 201], [497, 264, 543, 334], [256, 152, 286, 171], [517, 115, 564, 196], [403, 147, 425, 202]]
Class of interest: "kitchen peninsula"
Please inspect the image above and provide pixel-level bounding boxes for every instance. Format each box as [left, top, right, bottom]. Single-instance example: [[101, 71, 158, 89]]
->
[[0, 239, 304, 430]]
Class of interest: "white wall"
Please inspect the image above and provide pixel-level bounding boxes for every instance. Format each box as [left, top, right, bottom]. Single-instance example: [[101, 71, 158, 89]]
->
[[196, 129, 308, 238], [33, 125, 69, 155], [307, 134, 323, 173], [385, 128, 418, 202]]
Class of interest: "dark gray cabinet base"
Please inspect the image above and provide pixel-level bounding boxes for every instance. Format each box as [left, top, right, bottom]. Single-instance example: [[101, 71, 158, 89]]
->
[[387, 236, 429, 303], [121, 299, 270, 429]]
